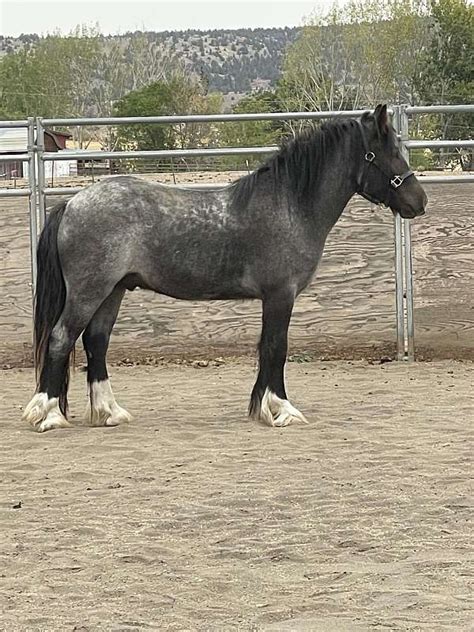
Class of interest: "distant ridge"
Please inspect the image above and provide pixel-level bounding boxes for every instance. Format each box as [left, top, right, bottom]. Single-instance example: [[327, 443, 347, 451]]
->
[[0, 27, 301, 95]]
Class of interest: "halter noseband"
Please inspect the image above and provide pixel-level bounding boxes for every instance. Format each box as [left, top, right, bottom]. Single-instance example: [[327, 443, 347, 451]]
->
[[356, 120, 414, 206]]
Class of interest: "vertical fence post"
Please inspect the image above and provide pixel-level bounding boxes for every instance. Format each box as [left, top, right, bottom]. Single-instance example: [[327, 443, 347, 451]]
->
[[27, 117, 38, 300], [36, 117, 47, 230], [403, 220, 415, 360], [399, 104, 415, 361], [392, 105, 407, 360], [394, 211, 406, 360]]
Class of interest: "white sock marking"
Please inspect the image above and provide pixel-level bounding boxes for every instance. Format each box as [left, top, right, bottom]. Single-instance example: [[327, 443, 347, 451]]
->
[[258, 388, 308, 427], [86, 379, 132, 427], [22, 392, 71, 432]]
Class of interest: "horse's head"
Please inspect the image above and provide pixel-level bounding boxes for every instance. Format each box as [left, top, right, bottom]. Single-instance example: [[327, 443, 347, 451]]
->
[[357, 104, 427, 219]]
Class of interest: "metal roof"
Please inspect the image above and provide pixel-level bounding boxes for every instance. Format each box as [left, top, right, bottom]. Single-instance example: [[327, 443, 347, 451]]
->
[[0, 128, 28, 153]]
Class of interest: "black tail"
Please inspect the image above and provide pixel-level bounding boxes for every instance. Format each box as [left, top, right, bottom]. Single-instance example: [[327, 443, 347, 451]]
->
[[34, 201, 70, 415]]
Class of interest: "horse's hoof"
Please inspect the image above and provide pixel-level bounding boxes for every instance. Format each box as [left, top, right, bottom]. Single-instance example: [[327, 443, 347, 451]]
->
[[106, 405, 133, 426], [273, 412, 295, 427], [23, 393, 71, 432], [272, 409, 308, 427], [34, 413, 71, 433], [85, 380, 132, 427], [255, 388, 308, 427], [85, 403, 132, 427]]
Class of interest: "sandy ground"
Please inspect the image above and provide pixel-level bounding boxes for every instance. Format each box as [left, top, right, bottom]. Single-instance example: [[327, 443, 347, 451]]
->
[[0, 359, 472, 631]]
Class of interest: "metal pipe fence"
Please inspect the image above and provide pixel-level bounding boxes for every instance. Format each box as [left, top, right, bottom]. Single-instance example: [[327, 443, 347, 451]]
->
[[396, 104, 473, 358], [0, 120, 29, 128], [0, 189, 32, 198], [41, 146, 279, 162], [406, 105, 474, 115], [41, 109, 381, 127], [393, 106, 410, 360], [405, 140, 474, 149], [418, 176, 474, 183], [0, 118, 38, 300], [1, 105, 472, 360]]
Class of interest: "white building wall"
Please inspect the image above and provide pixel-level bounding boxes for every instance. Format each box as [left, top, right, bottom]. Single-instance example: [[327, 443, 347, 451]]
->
[[0, 128, 28, 152], [22, 157, 77, 179]]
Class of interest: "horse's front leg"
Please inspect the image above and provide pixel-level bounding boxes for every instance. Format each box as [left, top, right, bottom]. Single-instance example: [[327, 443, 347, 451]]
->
[[249, 287, 308, 427]]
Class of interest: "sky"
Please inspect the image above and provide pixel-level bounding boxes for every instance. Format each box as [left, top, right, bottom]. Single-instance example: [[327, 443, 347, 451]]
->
[[0, 0, 329, 37]]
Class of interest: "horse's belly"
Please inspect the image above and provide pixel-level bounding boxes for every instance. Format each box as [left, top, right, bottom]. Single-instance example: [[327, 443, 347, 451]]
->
[[148, 276, 255, 301]]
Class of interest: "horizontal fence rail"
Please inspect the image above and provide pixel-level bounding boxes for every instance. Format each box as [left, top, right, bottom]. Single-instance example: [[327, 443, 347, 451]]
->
[[41, 109, 380, 127], [0, 153, 29, 162], [41, 141, 474, 161], [405, 140, 474, 149], [0, 188, 32, 197], [418, 176, 474, 183], [0, 120, 29, 128], [406, 104, 474, 115], [0, 105, 472, 362], [41, 146, 279, 162]]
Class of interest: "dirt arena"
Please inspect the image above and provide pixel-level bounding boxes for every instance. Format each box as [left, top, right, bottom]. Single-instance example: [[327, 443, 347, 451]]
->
[[1, 171, 472, 629], [1, 358, 472, 630]]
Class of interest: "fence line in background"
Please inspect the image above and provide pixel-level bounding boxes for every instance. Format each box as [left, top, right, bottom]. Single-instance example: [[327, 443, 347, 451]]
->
[[0, 118, 37, 301], [1, 105, 472, 361]]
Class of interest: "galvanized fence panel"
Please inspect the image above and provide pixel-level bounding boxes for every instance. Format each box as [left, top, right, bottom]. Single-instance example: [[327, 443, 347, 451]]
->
[[0, 118, 38, 298]]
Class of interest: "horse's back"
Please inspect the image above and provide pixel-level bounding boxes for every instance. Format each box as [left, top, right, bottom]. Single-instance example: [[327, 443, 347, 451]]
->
[[60, 175, 237, 244]]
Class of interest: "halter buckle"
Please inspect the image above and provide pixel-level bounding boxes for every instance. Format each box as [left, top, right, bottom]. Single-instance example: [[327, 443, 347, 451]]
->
[[391, 175, 403, 188], [365, 152, 375, 163]]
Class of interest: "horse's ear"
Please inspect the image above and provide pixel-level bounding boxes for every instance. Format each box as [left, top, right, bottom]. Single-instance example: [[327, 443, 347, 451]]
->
[[374, 104, 389, 135]]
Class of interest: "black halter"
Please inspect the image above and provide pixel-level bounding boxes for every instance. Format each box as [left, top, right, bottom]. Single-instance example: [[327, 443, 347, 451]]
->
[[356, 120, 414, 206]]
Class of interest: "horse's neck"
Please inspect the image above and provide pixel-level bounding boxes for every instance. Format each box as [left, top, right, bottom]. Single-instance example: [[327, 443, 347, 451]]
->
[[306, 137, 358, 233]]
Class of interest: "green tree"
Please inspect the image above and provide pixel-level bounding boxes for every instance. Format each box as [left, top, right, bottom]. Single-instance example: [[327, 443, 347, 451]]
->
[[113, 75, 222, 151], [0, 27, 100, 119], [218, 91, 283, 169], [280, 0, 429, 122], [220, 91, 281, 148], [415, 0, 473, 168], [416, 0, 474, 170], [418, 0, 473, 106], [88, 33, 182, 124], [0, 28, 183, 127]]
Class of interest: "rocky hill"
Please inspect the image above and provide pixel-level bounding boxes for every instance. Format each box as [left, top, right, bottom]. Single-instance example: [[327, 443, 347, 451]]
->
[[0, 27, 300, 95]]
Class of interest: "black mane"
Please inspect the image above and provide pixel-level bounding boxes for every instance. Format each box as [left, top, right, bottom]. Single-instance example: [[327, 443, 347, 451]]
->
[[230, 118, 361, 211]]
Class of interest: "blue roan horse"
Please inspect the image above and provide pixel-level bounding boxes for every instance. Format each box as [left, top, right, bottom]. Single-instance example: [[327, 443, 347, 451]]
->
[[23, 105, 427, 432]]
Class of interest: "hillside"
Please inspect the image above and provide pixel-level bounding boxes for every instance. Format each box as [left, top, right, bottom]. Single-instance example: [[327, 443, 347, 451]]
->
[[0, 27, 300, 95]]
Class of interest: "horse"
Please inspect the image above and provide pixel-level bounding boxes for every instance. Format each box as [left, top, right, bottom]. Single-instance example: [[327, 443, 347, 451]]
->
[[23, 105, 427, 433]]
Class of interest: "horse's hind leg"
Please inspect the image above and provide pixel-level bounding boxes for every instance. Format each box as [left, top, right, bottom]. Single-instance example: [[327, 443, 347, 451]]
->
[[249, 287, 308, 427], [23, 319, 78, 432], [24, 299, 101, 432], [82, 286, 131, 427]]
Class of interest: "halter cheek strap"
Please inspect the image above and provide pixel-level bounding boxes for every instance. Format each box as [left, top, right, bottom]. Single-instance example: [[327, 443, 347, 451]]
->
[[356, 120, 414, 205]]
